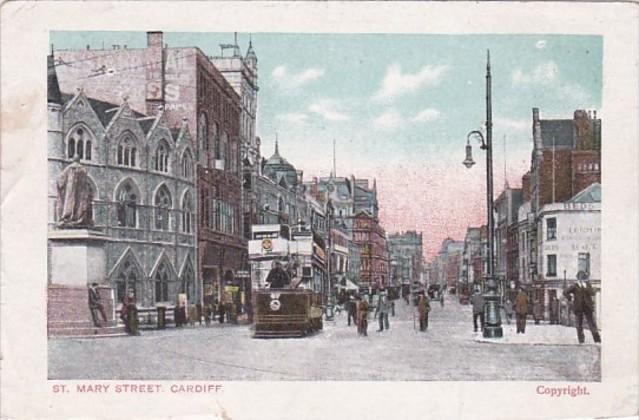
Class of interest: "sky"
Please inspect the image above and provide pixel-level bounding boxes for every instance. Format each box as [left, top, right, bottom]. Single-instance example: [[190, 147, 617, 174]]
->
[[51, 32, 603, 260]]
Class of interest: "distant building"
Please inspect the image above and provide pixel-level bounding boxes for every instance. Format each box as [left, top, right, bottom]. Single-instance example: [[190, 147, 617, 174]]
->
[[494, 185, 523, 292], [388, 231, 424, 287], [352, 211, 389, 289], [461, 227, 482, 295], [431, 238, 464, 290]]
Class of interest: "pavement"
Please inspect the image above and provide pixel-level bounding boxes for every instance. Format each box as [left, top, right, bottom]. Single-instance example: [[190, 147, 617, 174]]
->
[[48, 295, 600, 381]]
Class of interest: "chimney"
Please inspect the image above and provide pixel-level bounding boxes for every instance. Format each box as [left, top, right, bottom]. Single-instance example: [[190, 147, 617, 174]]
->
[[147, 31, 163, 48], [145, 31, 165, 115], [532, 108, 542, 151]]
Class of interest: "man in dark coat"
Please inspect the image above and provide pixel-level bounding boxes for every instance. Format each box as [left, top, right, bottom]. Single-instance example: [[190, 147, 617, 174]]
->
[[120, 293, 140, 336], [357, 296, 369, 336], [266, 261, 290, 289], [88, 283, 108, 327], [417, 292, 431, 332], [514, 287, 529, 334], [470, 290, 485, 332], [563, 272, 601, 343], [347, 296, 357, 326]]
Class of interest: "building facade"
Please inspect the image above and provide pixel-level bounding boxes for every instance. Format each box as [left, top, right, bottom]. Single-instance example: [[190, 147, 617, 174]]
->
[[48, 62, 197, 308], [54, 32, 248, 304], [388, 231, 424, 287]]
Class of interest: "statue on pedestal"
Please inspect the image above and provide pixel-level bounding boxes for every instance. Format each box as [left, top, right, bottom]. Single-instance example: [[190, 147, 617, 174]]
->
[[56, 155, 93, 229]]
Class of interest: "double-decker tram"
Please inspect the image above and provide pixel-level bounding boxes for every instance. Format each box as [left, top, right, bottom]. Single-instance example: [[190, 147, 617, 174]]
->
[[249, 224, 326, 338]]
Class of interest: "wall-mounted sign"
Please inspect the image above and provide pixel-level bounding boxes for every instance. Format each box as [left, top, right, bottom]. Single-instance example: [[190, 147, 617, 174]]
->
[[262, 238, 273, 251]]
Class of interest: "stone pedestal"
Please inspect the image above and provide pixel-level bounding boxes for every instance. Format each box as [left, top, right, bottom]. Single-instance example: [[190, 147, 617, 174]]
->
[[48, 229, 124, 337]]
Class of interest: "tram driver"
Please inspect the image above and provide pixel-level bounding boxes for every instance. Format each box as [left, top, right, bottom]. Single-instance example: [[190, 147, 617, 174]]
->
[[266, 260, 291, 289]]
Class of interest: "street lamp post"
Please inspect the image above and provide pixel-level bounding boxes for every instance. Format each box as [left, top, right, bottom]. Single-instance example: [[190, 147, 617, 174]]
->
[[462, 50, 503, 338]]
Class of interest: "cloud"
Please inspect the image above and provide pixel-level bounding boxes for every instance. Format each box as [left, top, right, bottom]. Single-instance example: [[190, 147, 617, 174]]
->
[[271, 65, 325, 90], [308, 98, 350, 121], [558, 83, 590, 104], [374, 63, 448, 101], [373, 109, 403, 129], [512, 61, 558, 85], [494, 116, 528, 131], [276, 113, 308, 124], [535, 40, 547, 49], [412, 108, 441, 123]]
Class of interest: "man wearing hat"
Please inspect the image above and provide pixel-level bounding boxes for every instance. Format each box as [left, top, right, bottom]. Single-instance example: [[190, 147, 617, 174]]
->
[[563, 271, 601, 344], [88, 282, 108, 327]]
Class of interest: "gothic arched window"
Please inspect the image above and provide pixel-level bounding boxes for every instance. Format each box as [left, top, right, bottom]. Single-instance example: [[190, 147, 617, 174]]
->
[[115, 180, 139, 228], [181, 191, 193, 234], [154, 185, 172, 231], [154, 262, 171, 303], [67, 126, 93, 160], [154, 141, 170, 173], [116, 259, 140, 304], [117, 134, 137, 167], [181, 149, 193, 179], [180, 262, 194, 302]]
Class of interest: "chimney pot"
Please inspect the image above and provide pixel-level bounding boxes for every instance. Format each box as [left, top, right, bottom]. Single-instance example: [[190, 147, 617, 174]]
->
[[147, 31, 164, 48], [532, 107, 539, 122]]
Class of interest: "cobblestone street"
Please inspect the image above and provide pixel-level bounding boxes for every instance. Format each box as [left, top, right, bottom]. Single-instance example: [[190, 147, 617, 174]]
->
[[49, 296, 600, 381]]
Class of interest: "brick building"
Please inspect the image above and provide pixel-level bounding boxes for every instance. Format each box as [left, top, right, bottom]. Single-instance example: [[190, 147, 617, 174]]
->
[[352, 211, 389, 289], [522, 108, 602, 317], [55, 32, 247, 303]]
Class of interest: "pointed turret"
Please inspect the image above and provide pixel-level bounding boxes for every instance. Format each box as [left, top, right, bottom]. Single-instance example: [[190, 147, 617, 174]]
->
[[245, 36, 257, 69], [47, 55, 62, 105]]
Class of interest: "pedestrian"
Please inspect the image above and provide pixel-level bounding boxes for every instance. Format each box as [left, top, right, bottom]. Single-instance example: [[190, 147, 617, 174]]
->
[[470, 290, 485, 333], [549, 297, 560, 325], [391, 299, 396, 317], [563, 271, 601, 344], [357, 296, 369, 336], [439, 289, 445, 308], [503, 298, 513, 325], [375, 292, 390, 332], [218, 299, 225, 324], [120, 292, 140, 336], [417, 292, 431, 332], [347, 296, 356, 326], [533, 300, 543, 325], [174, 296, 186, 328], [88, 283, 108, 328], [514, 287, 528, 334]]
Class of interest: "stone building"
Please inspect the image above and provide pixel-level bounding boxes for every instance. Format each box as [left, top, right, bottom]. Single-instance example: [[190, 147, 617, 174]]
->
[[256, 141, 309, 225], [209, 36, 260, 240], [48, 59, 197, 308], [494, 185, 523, 291], [388, 231, 424, 288], [54, 31, 247, 303], [461, 227, 482, 296]]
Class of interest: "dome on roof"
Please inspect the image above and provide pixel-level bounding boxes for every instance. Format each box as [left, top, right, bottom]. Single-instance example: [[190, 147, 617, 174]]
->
[[263, 140, 298, 188]]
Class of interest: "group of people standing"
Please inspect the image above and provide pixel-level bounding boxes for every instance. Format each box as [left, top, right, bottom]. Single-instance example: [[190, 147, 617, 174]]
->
[[469, 271, 601, 344], [344, 291, 395, 336], [344, 295, 371, 336]]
